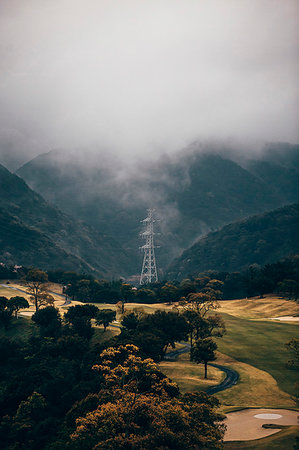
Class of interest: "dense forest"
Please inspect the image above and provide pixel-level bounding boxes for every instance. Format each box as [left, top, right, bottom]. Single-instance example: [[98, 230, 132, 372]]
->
[[0, 164, 134, 277], [167, 203, 299, 279], [16, 143, 299, 270], [0, 268, 227, 449]]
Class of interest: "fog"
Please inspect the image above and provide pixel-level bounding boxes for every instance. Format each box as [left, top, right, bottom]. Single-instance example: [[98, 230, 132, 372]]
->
[[0, 0, 298, 169]]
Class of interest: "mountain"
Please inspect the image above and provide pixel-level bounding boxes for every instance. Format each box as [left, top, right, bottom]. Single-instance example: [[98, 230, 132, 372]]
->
[[166, 203, 299, 280], [16, 144, 299, 271], [244, 143, 299, 203], [0, 164, 135, 277], [0, 207, 92, 272]]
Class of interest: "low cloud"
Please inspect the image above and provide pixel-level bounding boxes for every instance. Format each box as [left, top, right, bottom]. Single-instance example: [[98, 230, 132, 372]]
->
[[0, 0, 298, 169]]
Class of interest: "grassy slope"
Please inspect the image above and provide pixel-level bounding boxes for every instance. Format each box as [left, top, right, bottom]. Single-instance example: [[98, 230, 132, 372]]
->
[[159, 352, 224, 393], [218, 295, 299, 319], [215, 353, 295, 410], [216, 313, 298, 397], [0, 315, 36, 341]]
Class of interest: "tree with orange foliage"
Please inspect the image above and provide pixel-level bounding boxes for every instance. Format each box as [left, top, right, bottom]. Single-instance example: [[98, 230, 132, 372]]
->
[[70, 344, 225, 449]]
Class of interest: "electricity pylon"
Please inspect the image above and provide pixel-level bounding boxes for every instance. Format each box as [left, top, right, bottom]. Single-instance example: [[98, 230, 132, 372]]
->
[[139, 208, 158, 285]]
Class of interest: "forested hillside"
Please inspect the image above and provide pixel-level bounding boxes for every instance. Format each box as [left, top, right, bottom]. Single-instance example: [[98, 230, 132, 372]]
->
[[0, 164, 135, 277], [167, 203, 299, 279], [16, 143, 299, 269]]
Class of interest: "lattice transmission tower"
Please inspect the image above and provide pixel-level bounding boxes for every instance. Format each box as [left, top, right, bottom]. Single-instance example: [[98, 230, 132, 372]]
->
[[139, 208, 158, 285]]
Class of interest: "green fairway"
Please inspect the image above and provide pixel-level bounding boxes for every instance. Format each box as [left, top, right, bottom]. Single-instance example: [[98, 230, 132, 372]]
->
[[224, 425, 299, 449], [216, 313, 298, 397], [159, 352, 224, 393]]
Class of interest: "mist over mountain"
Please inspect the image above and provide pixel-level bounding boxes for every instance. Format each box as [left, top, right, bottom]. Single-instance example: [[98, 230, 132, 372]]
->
[[16, 142, 298, 273], [1, 1, 298, 279], [167, 203, 299, 280], [0, 164, 135, 277]]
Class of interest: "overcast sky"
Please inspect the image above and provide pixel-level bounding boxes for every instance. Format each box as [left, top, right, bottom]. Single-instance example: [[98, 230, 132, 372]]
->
[[0, 0, 298, 166]]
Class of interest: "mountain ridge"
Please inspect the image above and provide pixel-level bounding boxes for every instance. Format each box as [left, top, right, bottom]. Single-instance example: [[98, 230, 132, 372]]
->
[[166, 203, 299, 279], [16, 144, 299, 270], [0, 164, 135, 277]]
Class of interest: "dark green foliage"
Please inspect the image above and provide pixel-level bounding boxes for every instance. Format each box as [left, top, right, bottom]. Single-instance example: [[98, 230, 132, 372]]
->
[[95, 309, 116, 331], [0, 296, 29, 329], [118, 310, 189, 361], [0, 314, 224, 449], [168, 203, 299, 279], [0, 164, 134, 277], [64, 304, 99, 339], [7, 296, 29, 318], [121, 312, 139, 330], [278, 279, 299, 301], [32, 307, 62, 337], [191, 338, 218, 379]]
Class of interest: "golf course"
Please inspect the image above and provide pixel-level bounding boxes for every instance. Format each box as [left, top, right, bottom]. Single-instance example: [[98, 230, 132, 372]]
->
[[1, 283, 298, 448]]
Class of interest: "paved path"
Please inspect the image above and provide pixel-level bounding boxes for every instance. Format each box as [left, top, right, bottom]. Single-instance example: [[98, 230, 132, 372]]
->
[[166, 342, 239, 394], [206, 362, 239, 394]]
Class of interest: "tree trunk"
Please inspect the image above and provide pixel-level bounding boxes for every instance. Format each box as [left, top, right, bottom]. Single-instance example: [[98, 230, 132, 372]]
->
[[204, 361, 208, 379]]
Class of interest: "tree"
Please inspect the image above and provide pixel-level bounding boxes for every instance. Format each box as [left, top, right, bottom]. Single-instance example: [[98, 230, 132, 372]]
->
[[93, 344, 179, 396], [24, 269, 54, 311], [138, 310, 189, 359], [70, 345, 225, 449], [0, 296, 13, 329], [278, 279, 299, 301], [191, 338, 217, 379], [0, 296, 29, 328], [120, 283, 135, 314], [7, 392, 49, 449], [95, 309, 116, 331], [160, 282, 179, 303], [32, 306, 62, 337], [182, 291, 220, 318], [181, 283, 225, 351], [64, 304, 98, 339], [136, 288, 156, 303], [121, 311, 140, 330], [8, 296, 29, 318]]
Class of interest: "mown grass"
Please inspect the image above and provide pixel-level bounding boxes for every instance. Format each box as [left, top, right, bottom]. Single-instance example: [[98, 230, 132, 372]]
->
[[219, 295, 299, 319], [159, 351, 224, 393], [214, 352, 296, 410], [224, 425, 299, 449], [0, 316, 36, 342], [91, 327, 119, 346], [0, 284, 31, 300], [216, 313, 298, 397]]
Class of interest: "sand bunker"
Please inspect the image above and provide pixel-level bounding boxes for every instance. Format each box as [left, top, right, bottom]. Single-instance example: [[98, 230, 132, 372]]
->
[[254, 414, 282, 420], [224, 408, 298, 441], [254, 413, 282, 419], [269, 316, 299, 322]]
